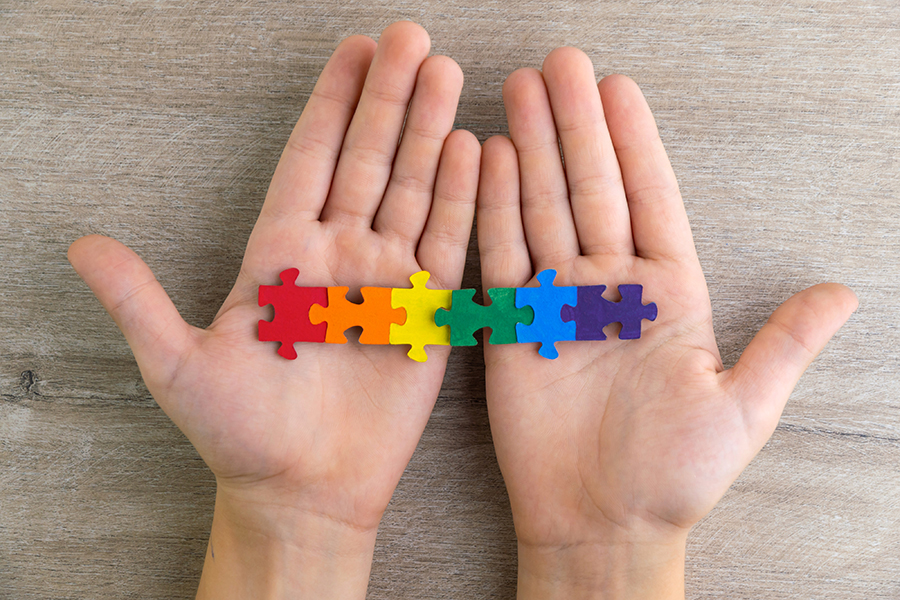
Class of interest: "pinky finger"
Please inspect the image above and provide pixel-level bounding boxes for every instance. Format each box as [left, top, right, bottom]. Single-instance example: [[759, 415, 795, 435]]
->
[[416, 129, 481, 290], [477, 135, 531, 290]]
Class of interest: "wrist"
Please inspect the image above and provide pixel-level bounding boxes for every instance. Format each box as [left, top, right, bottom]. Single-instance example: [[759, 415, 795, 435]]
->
[[196, 485, 379, 600], [516, 529, 688, 600]]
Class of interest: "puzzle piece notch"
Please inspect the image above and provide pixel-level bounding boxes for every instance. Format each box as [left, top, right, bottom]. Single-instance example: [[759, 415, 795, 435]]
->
[[389, 271, 452, 362], [258, 268, 327, 360], [515, 269, 576, 359], [309, 286, 406, 345], [560, 284, 657, 341], [434, 288, 534, 346]]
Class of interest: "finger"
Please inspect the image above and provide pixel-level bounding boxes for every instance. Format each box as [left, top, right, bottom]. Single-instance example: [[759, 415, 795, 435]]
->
[[67, 235, 196, 393], [374, 55, 464, 246], [260, 35, 376, 223], [541, 48, 633, 256], [477, 135, 532, 290], [724, 283, 859, 445], [503, 68, 580, 271], [321, 21, 431, 227], [599, 74, 696, 262], [416, 129, 481, 289]]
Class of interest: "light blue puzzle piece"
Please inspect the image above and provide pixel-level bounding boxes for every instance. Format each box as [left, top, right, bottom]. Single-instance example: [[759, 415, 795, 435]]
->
[[515, 269, 576, 359]]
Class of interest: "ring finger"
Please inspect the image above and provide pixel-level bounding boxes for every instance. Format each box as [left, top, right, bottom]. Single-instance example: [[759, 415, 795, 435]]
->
[[503, 67, 580, 272]]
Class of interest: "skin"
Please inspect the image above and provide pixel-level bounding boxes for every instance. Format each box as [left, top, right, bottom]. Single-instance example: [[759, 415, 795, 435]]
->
[[68, 21, 858, 599], [69, 22, 481, 599], [477, 47, 858, 598]]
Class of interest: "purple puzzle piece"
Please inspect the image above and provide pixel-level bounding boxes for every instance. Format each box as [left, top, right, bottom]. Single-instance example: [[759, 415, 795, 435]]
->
[[560, 284, 657, 340]]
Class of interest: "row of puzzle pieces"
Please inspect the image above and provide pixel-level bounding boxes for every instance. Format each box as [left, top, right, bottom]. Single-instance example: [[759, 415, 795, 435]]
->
[[259, 268, 658, 362]]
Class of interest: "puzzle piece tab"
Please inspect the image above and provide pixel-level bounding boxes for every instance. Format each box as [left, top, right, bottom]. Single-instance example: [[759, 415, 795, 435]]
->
[[389, 271, 451, 362], [515, 270, 576, 359], [309, 286, 406, 345], [258, 268, 327, 360], [560, 284, 657, 340], [434, 288, 534, 346]]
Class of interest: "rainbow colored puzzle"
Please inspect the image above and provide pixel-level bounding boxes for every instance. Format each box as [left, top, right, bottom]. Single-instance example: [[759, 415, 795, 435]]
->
[[259, 268, 657, 362]]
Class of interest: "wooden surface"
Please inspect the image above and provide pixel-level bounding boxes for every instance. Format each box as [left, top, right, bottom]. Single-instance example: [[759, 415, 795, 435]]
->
[[1, 1, 898, 597]]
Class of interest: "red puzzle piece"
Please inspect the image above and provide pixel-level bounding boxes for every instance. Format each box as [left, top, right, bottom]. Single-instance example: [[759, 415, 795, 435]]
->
[[258, 268, 327, 359]]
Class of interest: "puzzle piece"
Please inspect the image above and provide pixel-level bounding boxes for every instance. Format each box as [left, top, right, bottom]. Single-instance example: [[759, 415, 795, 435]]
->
[[434, 288, 534, 346], [560, 284, 657, 340], [515, 270, 576, 359], [259, 268, 658, 361], [258, 268, 327, 360], [389, 271, 451, 362], [309, 286, 406, 344]]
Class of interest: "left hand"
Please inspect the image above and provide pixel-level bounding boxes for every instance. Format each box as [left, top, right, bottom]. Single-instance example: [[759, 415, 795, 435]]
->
[[477, 47, 857, 599]]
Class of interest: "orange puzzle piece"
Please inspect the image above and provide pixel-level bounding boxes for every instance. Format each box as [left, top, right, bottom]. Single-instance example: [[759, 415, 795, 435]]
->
[[309, 286, 406, 344]]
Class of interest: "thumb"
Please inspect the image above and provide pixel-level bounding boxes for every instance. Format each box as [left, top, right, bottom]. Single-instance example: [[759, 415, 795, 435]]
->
[[68, 235, 196, 391], [723, 282, 858, 445]]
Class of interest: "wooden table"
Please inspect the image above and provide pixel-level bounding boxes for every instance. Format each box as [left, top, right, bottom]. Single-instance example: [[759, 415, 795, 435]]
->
[[2, 1, 898, 597]]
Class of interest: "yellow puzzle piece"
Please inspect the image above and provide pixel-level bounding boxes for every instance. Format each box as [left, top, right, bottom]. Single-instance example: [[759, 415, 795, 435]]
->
[[389, 271, 451, 362]]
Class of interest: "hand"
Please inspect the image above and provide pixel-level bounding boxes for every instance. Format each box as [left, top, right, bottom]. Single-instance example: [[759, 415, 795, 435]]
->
[[68, 21, 480, 599], [477, 48, 857, 599]]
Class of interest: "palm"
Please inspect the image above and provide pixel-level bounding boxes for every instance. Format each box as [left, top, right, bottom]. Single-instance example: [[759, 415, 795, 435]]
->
[[478, 49, 857, 548], [160, 226, 449, 520], [68, 23, 480, 531]]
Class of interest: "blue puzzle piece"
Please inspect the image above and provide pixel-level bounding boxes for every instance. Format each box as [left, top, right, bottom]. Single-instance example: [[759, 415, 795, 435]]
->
[[515, 269, 576, 359], [560, 284, 657, 340]]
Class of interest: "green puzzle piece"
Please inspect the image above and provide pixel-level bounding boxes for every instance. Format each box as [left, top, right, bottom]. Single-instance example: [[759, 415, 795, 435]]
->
[[434, 288, 535, 346]]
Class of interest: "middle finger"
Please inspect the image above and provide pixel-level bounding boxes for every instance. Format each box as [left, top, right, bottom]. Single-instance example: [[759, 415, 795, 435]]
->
[[542, 47, 634, 257], [321, 21, 431, 228]]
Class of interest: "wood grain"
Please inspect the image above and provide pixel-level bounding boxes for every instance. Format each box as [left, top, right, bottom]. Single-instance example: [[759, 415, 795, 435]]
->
[[2, 1, 898, 597]]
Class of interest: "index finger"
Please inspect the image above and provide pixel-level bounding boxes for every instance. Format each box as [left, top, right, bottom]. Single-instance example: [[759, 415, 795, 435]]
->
[[260, 35, 376, 224], [598, 74, 697, 263]]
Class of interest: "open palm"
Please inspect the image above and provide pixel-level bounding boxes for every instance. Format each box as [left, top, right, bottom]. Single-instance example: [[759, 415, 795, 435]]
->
[[68, 22, 480, 534], [477, 47, 857, 561]]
